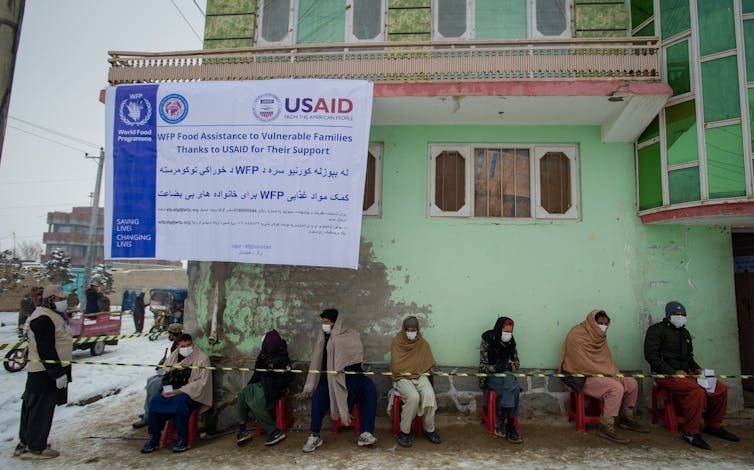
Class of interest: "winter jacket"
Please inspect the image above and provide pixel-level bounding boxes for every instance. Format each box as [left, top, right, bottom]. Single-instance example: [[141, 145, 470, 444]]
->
[[84, 288, 99, 314], [249, 344, 294, 406], [644, 318, 701, 375]]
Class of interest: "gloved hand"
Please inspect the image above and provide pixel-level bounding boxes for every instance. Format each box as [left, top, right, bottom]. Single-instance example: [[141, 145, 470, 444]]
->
[[55, 375, 68, 390]]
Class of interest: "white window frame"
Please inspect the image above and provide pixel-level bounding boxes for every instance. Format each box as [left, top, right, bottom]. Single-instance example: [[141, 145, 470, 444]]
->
[[363, 143, 383, 217], [346, 0, 387, 43], [432, 0, 475, 41], [528, 0, 572, 39], [428, 144, 473, 217], [533, 146, 580, 219], [256, 0, 298, 46], [428, 144, 580, 220]]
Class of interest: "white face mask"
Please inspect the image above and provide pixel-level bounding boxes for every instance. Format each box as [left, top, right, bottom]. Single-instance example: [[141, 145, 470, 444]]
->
[[501, 332, 513, 343], [597, 324, 609, 334], [322, 324, 332, 334], [669, 315, 687, 329], [54, 300, 68, 313], [405, 331, 417, 341], [179, 346, 193, 357]]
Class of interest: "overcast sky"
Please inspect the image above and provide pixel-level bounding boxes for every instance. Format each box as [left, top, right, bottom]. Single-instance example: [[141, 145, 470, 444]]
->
[[0, 0, 206, 251]]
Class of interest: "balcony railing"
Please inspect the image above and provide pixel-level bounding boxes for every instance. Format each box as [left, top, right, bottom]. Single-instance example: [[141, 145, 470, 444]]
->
[[108, 37, 660, 85]]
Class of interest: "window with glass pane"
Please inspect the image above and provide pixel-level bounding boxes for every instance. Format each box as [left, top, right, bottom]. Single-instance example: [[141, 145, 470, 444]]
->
[[744, 0, 754, 14], [666, 41, 691, 96], [638, 143, 663, 210], [660, 0, 690, 39], [353, 0, 382, 40], [631, 0, 653, 30], [749, 88, 754, 155], [473, 148, 530, 218], [476, 0, 526, 39], [261, 0, 291, 43], [363, 151, 376, 212], [698, 0, 735, 57], [665, 100, 698, 165], [437, 0, 467, 38], [668, 166, 701, 204], [635, 22, 654, 37], [702, 56, 741, 122], [639, 117, 660, 143], [745, 20, 754, 82], [539, 151, 571, 214], [435, 150, 466, 211], [706, 124, 746, 199], [535, 0, 568, 37]]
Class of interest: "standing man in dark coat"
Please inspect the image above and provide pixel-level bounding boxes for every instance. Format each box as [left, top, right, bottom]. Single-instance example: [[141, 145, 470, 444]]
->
[[84, 283, 100, 314], [14, 285, 72, 460], [17, 286, 41, 335], [644, 301, 740, 450], [132, 292, 146, 333]]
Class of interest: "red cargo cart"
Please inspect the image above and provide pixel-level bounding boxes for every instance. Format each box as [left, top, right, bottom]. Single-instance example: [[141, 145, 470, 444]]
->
[[68, 311, 122, 356]]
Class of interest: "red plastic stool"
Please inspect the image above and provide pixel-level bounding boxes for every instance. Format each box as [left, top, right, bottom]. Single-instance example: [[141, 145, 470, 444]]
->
[[331, 404, 361, 435], [161, 408, 199, 448], [567, 390, 603, 431], [390, 392, 426, 438], [480, 391, 519, 434], [255, 395, 295, 435], [652, 385, 685, 432]]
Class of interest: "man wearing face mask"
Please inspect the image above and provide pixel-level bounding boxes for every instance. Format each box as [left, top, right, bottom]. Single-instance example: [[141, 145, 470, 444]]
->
[[560, 310, 648, 444], [15, 285, 72, 460], [390, 316, 441, 447], [479, 316, 522, 443], [141, 333, 212, 453], [644, 301, 739, 450], [301, 308, 378, 452]]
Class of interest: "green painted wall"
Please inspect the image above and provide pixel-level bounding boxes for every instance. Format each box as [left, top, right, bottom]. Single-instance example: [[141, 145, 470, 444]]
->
[[188, 124, 741, 380], [475, 0, 526, 40]]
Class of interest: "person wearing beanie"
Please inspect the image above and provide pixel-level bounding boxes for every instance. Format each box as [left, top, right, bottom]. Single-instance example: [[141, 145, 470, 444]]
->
[[300, 308, 378, 452], [15, 285, 72, 460], [390, 316, 441, 447], [644, 301, 740, 450]]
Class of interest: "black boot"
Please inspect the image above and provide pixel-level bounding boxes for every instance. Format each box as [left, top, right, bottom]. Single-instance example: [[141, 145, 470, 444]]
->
[[506, 418, 523, 444]]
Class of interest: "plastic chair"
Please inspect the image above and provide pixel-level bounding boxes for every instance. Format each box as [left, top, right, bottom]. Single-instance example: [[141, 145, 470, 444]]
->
[[390, 391, 426, 438], [480, 390, 520, 434], [651, 384, 685, 432], [567, 390, 603, 431], [255, 395, 295, 435], [332, 404, 361, 435], [161, 408, 199, 448]]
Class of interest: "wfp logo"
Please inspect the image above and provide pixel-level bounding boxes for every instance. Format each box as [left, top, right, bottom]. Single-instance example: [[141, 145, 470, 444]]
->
[[159, 94, 189, 124], [118, 94, 152, 126], [253, 93, 282, 122]]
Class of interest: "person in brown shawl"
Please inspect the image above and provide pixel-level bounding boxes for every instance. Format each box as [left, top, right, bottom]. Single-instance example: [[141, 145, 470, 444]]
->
[[560, 310, 649, 444], [300, 309, 378, 452], [390, 316, 441, 447]]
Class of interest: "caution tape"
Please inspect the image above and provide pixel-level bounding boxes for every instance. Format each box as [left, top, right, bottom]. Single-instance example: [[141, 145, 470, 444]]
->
[[1, 357, 751, 380], [0, 331, 166, 352]]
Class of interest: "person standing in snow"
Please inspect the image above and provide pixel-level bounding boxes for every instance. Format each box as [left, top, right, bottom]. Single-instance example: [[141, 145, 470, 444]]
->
[[14, 285, 72, 460]]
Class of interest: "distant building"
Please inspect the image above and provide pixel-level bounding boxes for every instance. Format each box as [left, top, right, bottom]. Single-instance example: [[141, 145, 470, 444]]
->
[[43, 206, 103, 267]]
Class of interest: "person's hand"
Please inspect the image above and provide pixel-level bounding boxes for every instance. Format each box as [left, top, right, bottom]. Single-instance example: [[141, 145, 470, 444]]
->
[[675, 370, 688, 377], [55, 375, 68, 389], [298, 387, 313, 399], [162, 389, 181, 398]]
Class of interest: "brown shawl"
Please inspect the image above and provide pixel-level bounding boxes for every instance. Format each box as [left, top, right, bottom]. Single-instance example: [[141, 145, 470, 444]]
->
[[559, 310, 619, 376], [390, 317, 436, 381], [302, 312, 363, 425], [163, 346, 213, 412]]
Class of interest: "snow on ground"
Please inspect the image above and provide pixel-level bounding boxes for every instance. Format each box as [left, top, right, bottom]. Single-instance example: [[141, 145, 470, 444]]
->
[[0, 309, 165, 442]]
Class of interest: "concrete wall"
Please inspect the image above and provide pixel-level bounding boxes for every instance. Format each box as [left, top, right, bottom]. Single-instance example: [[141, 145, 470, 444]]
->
[[184, 124, 743, 429]]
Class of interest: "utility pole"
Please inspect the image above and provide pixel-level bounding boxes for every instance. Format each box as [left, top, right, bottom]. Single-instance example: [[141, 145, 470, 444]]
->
[[83, 148, 104, 291], [12, 231, 16, 256]]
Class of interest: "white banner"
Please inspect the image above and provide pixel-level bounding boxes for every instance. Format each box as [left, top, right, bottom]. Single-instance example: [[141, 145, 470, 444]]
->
[[105, 80, 374, 269]]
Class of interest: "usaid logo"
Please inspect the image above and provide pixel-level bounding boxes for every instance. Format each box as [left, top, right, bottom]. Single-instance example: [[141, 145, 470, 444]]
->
[[159, 94, 189, 124], [253, 93, 282, 122]]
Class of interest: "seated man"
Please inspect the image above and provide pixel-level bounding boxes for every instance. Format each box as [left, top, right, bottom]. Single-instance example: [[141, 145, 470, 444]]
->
[[141, 333, 212, 453], [236, 329, 294, 447], [479, 316, 522, 443], [560, 310, 648, 444], [390, 316, 441, 447], [644, 301, 740, 450], [132, 323, 183, 429], [301, 309, 377, 452]]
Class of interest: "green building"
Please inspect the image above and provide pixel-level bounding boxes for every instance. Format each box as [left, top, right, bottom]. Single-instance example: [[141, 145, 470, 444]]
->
[[107, 0, 751, 427]]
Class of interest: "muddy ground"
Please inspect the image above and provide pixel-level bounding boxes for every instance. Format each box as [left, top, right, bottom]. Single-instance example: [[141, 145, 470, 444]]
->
[[3, 392, 753, 470]]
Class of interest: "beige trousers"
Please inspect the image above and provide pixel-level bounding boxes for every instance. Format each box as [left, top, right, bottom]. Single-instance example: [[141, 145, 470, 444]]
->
[[394, 375, 437, 434]]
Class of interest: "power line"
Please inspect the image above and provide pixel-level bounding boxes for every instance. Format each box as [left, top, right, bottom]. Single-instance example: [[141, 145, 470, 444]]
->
[[170, 0, 203, 44], [6, 125, 90, 154], [192, 0, 205, 16], [9, 116, 100, 149]]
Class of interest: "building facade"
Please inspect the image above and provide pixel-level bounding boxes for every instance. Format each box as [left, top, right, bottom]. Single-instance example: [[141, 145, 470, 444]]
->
[[108, 0, 750, 427], [44, 206, 104, 267]]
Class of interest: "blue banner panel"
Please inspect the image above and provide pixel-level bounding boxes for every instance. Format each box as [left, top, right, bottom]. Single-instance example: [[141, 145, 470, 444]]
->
[[111, 84, 158, 257]]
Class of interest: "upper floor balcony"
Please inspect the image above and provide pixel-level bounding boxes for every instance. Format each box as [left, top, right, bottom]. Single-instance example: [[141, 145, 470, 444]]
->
[[108, 37, 669, 143]]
